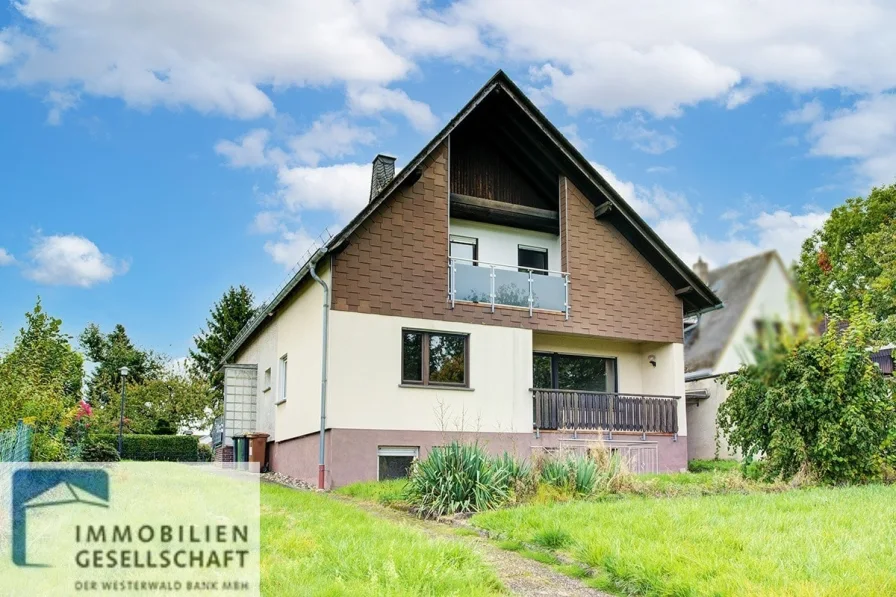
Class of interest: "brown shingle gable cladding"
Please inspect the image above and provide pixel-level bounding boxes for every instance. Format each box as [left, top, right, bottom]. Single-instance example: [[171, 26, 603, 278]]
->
[[331, 143, 683, 344]]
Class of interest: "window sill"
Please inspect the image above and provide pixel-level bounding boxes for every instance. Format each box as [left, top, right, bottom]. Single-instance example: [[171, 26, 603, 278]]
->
[[398, 384, 474, 392], [274, 398, 287, 405]]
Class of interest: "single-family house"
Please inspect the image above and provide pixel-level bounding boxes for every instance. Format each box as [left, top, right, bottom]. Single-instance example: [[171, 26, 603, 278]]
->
[[219, 70, 722, 488], [684, 251, 811, 461]]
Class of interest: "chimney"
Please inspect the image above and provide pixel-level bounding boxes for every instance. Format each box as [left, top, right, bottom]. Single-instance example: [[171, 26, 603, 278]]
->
[[369, 154, 397, 202], [692, 257, 709, 283]]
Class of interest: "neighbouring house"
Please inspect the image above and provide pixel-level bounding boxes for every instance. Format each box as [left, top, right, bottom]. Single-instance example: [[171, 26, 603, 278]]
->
[[684, 251, 812, 461], [218, 70, 722, 488]]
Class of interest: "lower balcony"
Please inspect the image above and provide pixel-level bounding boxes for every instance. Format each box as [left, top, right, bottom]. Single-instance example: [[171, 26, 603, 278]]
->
[[532, 388, 679, 435]]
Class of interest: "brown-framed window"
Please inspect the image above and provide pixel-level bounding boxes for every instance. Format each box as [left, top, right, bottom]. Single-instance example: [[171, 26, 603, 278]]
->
[[402, 330, 469, 386], [533, 352, 617, 392], [450, 235, 478, 265], [518, 245, 548, 275]]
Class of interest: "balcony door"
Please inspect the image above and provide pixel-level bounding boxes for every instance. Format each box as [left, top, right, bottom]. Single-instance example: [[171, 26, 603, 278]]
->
[[533, 352, 617, 393]]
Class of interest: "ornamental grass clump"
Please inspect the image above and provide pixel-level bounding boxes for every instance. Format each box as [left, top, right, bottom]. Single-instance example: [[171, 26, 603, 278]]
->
[[536, 442, 633, 496], [406, 441, 511, 518]]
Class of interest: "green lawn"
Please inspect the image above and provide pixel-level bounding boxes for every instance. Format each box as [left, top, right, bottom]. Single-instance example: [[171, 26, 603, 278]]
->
[[471, 484, 896, 596], [261, 483, 503, 596], [334, 478, 408, 505]]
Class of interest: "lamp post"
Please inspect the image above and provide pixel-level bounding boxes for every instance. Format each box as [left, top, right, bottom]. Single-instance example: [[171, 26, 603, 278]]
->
[[118, 366, 129, 456]]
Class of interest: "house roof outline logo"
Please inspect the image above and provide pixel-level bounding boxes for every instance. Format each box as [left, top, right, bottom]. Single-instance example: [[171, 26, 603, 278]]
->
[[12, 468, 109, 567]]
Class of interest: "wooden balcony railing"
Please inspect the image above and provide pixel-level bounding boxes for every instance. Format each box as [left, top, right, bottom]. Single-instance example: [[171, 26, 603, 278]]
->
[[533, 389, 679, 434]]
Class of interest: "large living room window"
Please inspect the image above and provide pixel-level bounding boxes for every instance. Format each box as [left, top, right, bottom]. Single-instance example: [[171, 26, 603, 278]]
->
[[533, 353, 617, 392], [402, 330, 468, 386]]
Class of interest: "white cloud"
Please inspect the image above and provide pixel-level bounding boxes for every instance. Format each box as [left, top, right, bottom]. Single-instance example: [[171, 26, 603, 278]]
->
[[806, 93, 896, 186], [753, 210, 829, 263], [24, 234, 128, 287], [592, 162, 687, 220], [559, 124, 587, 151], [615, 113, 678, 154], [0, 248, 15, 265], [347, 85, 438, 132], [725, 83, 765, 109], [276, 162, 372, 219], [457, 0, 896, 116], [43, 89, 79, 125], [250, 211, 282, 235], [0, 38, 12, 65], [263, 228, 319, 268], [646, 166, 675, 174], [2, 0, 478, 119], [784, 99, 824, 124], [288, 114, 376, 166], [595, 163, 827, 268], [215, 129, 271, 168]]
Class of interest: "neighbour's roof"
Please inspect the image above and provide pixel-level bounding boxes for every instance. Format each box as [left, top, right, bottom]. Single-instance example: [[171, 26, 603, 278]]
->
[[222, 70, 723, 364], [684, 251, 777, 374]]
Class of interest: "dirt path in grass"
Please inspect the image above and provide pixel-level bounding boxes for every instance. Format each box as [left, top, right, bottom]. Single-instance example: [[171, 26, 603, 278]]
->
[[331, 495, 611, 597]]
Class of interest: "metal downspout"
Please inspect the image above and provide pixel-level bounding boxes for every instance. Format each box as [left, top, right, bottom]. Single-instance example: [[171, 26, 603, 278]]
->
[[309, 253, 330, 490]]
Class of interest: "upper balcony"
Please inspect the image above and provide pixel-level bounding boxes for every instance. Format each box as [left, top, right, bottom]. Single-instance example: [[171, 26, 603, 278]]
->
[[448, 216, 568, 317], [449, 257, 569, 317]]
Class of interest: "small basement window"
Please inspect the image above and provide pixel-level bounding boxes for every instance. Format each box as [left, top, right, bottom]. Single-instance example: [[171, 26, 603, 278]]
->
[[378, 446, 419, 481]]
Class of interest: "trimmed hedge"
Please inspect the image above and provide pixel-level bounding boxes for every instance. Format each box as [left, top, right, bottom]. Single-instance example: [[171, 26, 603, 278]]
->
[[92, 434, 199, 462]]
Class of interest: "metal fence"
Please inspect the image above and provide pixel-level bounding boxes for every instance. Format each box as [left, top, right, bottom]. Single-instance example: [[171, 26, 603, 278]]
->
[[0, 421, 32, 462]]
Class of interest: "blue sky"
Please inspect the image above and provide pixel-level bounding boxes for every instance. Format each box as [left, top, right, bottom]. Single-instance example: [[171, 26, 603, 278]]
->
[[1, 0, 894, 357]]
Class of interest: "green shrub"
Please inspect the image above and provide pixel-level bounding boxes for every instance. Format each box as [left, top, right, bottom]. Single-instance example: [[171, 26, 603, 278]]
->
[[718, 310, 896, 484], [688, 459, 740, 473], [92, 434, 199, 461], [405, 441, 510, 517], [152, 419, 176, 435], [80, 441, 121, 462], [197, 443, 213, 462]]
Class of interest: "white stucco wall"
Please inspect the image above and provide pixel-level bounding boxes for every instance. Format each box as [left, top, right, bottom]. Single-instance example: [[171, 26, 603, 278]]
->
[[685, 378, 732, 460], [327, 311, 534, 433], [715, 258, 810, 375], [322, 315, 688, 437], [449, 219, 562, 272], [233, 262, 329, 442]]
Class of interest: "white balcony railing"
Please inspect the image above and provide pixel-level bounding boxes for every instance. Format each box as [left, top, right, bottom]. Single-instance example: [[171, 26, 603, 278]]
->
[[449, 257, 570, 318]]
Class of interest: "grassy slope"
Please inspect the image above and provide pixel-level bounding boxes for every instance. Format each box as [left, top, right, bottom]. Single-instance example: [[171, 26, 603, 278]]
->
[[261, 483, 502, 596], [472, 485, 896, 596]]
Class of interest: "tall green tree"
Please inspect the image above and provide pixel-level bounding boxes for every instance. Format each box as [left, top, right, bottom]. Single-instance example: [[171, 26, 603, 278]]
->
[[796, 183, 896, 339], [90, 371, 214, 435], [0, 299, 84, 460], [189, 285, 256, 406], [80, 323, 164, 404]]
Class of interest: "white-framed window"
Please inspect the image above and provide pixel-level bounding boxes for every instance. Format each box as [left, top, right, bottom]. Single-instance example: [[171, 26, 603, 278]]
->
[[263, 368, 272, 392], [377, 446, 419, 481], [276, 355, 288, 404]]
